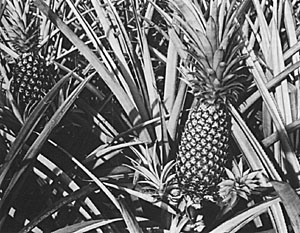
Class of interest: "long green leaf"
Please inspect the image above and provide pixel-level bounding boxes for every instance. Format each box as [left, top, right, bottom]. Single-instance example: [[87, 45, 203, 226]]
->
[[19, 181, 99, 233], [251, 0, 271, 61], [34, 0, 151, 142], [36, 153, 101, 217], [241, 61, 300, 112], [52, 219, 123, 233], [0, 72, 72, 188], [262, 118, 300, 147], [105, 182, 177, 215], [141, 30, 160, 120], [170, 0, 205, 33], [91, 0, 153, 132], [84, 141, 143, 166], [164, 22, 179, 113], [0, 67, 94, 211], [230, 105, 281, 180], [271, 181, 300, 233], [118, 195, 144, 233], [167, 78, 187, 140], [210, 197, 280, 233], [246, 50, 300, 186]]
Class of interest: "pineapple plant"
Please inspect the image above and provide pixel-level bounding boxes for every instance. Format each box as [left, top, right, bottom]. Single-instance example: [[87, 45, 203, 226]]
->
[[175, 0, 248, 204], [2, 0, 55, 115]]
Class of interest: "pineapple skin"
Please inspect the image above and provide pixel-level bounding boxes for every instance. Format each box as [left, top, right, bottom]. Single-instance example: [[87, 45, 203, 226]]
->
[[176, 101, 231, 203], [10, 52, 55, 111]]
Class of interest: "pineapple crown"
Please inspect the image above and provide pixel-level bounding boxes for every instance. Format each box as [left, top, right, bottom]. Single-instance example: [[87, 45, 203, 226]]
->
[[218, 158, 266, 211], [2, 0, 41, 54], [171, 0, 250, 105]]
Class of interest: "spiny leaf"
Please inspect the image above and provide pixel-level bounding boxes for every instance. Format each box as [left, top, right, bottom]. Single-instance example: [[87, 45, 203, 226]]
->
[[52, 219, 123, 233], [213, 48, 224, 72], [210, 197, 281, 233], [206, 16, 218, 54], [271, 181, 300, 233], [34, 0, 151, 142], [224, 167, 236, 180], [197, 30, 213, 67], [119, 195, 144, 233]]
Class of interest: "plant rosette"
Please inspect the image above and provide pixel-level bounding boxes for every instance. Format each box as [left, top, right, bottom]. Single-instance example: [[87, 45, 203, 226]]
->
[[218, 158, 268, 210]]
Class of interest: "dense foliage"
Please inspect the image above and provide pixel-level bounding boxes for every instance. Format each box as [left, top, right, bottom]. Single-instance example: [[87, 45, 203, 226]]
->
[[1, 0, 300, 233]]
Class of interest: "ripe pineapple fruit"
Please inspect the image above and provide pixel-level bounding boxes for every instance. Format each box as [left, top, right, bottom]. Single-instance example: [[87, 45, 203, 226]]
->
[[2, 0, 55, 114], [177, 101, 231, 202], [175, 1, 247, 203]]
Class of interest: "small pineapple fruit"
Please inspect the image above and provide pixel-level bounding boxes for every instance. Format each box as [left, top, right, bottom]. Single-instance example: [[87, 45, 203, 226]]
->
[[3, 1, 55, 113], [10, 53, 55, 112], [175, 1, 247, 203]]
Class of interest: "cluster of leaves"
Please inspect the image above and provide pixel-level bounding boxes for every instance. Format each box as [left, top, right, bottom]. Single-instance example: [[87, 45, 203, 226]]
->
[[1, 0, 300, 233]]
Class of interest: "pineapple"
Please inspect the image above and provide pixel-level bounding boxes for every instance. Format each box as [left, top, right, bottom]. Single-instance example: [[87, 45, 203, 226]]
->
[[175, 1, 247, 203], [177, 101, 231, 202], [2, 0, 55, 114]]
